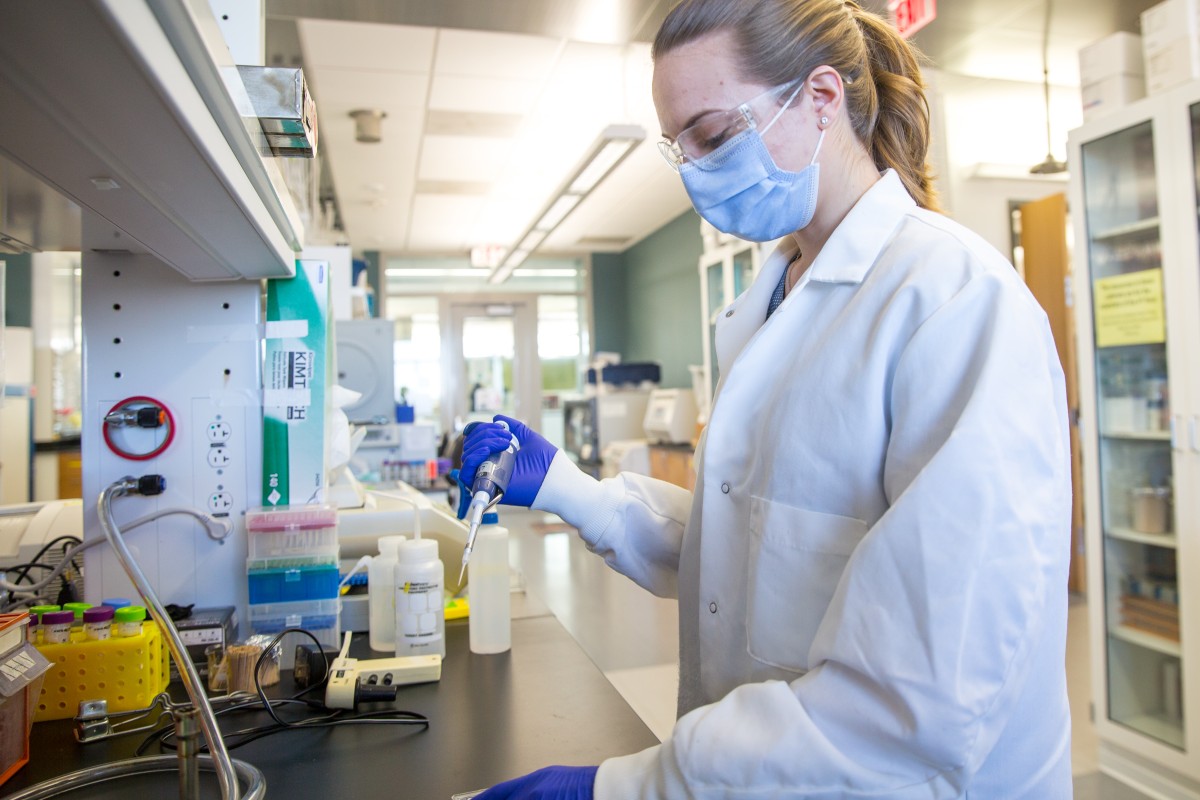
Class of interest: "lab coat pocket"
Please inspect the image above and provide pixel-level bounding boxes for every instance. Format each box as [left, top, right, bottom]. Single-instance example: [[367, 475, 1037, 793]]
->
[[746, 496, 868, 673]]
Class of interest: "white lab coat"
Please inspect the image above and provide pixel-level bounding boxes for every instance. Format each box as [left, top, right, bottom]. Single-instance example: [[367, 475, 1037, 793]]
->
[[535, 170, 1073, 798]]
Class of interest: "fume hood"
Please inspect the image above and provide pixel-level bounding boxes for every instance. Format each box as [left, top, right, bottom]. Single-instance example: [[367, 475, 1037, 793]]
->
[[0, 0, 310, 280]]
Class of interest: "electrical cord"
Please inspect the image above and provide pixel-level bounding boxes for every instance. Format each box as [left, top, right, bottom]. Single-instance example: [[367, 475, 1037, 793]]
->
[[0, 508, 231, 596], [135, 627, 429, 756]]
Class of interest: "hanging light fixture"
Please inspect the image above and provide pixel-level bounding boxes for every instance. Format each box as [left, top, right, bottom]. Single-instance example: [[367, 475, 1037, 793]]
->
[[1030, 0, 1067, 175]]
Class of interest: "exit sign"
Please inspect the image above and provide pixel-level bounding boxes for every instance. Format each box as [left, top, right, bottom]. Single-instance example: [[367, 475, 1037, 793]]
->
[[889, 0, 937, 38]]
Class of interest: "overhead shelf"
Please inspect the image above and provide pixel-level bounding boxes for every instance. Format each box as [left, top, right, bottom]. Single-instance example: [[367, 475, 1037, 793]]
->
[[0, 0, 303, 280]]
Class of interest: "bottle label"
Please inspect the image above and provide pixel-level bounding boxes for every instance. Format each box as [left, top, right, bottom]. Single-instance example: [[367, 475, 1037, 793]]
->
[[397, 581, 444, 645]]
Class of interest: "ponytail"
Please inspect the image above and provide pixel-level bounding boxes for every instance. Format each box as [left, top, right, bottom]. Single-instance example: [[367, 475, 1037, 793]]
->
[[851, 6, 941, 212], [654, 0, 942, 212]]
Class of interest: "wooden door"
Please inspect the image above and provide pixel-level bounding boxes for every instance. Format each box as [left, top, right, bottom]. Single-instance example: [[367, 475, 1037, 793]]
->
[[1020, 193, 1085, 594]]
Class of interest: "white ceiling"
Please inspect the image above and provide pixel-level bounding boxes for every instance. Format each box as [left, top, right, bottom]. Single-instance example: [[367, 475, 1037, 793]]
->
[[296, 19, 687, 257], [277, 0, 1160, 259]]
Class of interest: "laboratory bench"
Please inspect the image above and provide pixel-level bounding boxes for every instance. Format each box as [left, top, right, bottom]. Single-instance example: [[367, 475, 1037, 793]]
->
[[3, 615, 660, 798]]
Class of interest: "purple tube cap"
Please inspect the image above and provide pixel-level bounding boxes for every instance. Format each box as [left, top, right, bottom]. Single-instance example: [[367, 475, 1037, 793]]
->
[[41, 610, 75, 625], [83, 606, 116, 623]]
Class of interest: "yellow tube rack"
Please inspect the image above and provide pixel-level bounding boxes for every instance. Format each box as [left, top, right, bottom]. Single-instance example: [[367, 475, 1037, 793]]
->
[[33, 623, 170, 722]]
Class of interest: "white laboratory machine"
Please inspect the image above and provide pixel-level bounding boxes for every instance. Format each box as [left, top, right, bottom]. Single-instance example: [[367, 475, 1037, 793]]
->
[[643, 389, 699, 446]]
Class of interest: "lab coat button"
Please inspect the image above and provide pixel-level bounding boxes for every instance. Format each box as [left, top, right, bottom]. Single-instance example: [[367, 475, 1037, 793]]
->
[[709, 602, 718, 614], [720, 482, 730, 494], [725, 309, 734, 318]]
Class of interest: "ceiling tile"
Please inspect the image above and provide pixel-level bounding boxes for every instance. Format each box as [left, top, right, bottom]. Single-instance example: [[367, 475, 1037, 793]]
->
[[408, 194, 488, 251], [307, 69, 430, 113], [417, 135, 515, 182], [429, 74, 543, 115], [297, 19, 435, 72], [434, 29, 562, 80]]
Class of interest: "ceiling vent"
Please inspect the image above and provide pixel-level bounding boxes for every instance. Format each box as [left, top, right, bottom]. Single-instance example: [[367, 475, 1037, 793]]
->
[[350, 109, 387, 143]]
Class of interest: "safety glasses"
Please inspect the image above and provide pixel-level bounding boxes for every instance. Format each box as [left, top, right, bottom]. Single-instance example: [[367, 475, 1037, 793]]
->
[[657, 79, 804, 171]]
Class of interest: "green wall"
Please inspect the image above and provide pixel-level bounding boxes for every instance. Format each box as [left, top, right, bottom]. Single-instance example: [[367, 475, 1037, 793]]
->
[[2, 253, 32, 328], [592, 209, 703, 389], [590, 252, 626, 355]]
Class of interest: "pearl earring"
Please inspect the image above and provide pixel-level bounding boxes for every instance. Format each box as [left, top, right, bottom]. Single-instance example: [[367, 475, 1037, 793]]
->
[[820, 116, 829, 126]]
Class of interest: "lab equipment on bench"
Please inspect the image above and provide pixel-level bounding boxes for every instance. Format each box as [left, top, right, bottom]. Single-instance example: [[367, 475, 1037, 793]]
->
[[563, 391, 651, 476], [459, 421, 519, 584], [324, 632, 441, 710], [643, 388, 699, 445]]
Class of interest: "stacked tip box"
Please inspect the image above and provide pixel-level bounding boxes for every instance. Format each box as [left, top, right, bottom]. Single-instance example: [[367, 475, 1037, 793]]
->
[[245, 505, 340, 666]]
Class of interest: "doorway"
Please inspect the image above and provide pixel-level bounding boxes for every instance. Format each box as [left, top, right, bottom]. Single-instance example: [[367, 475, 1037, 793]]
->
[[441, 296, 541, 436]]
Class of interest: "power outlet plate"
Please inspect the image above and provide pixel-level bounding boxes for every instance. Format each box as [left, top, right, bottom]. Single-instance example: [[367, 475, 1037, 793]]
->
[[80, 238, 262, 619]]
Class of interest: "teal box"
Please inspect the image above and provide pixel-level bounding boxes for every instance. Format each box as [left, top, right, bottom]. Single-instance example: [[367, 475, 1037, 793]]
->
[[263, 258, 332, 506]]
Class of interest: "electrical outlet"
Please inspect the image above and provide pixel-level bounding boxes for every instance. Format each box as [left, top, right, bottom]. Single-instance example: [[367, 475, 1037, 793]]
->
[[206, 446, 231, 468], [206, 421, 232, 442], [207, 492, 234, 515]]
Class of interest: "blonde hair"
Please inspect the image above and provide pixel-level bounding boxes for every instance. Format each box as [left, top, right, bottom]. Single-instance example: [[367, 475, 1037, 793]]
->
[[653, 0, 941, 212]]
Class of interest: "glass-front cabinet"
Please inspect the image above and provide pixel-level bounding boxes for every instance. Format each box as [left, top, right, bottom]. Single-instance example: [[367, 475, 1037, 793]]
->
[[1070, 82, 1200, 795], [697, 239, 762, 413]]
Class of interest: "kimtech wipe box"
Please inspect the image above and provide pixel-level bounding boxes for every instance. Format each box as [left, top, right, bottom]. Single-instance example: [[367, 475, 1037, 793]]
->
[[263, 258, 332, 506]]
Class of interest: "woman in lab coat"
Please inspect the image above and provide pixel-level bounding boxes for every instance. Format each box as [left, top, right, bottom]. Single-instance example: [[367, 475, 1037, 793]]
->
[[465, 0, 1073, 797]]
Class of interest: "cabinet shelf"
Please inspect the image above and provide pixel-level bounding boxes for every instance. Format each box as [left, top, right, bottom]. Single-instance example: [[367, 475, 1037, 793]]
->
[[1109, 623, 1182, 657], [1090, 217, 1161, 242], [1107, 527, 1177, 548], [1119, 712, 1186, 751], [1100, 429, 1171, 441]]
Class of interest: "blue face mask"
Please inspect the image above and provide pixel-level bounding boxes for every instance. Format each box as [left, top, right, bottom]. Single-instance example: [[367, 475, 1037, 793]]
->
[[679, 97, 825, 242]]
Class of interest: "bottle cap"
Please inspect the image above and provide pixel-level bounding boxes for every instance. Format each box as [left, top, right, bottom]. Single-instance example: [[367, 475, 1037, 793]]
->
[[41, 610, 74, 625], [378, 535, 406, 557], [482, 512, 499, 525], [63, 602, 93, 620], [397, 538, 438, 562], [102, 597, 132, 609], [115, 606, 147, 623], [83, 606, 116, 623], [30, 605, 61, 617]]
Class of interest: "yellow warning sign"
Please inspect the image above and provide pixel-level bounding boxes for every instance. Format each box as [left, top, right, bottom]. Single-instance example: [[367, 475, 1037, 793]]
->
[[1094, 269, 1165, 348]]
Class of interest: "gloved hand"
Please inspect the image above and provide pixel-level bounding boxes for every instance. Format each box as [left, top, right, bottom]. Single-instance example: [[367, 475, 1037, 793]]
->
[[460, 415, 557, 508], [449, 468, 472, 520], [475, 765, 598, 799]]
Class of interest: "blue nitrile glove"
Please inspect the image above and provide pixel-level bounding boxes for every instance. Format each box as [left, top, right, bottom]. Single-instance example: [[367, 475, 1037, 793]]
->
[[460, 414, 558, 508], [475, 765, 598, 800], [450, 468, 472, 520]]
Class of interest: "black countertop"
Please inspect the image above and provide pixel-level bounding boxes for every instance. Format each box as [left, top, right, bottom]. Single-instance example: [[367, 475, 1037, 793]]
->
[[4, 616, 660, 799]]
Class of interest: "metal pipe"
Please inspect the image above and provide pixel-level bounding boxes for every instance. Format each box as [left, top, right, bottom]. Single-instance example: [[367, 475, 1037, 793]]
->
[[0, 755, 266, 800], [175, 707, 202, 800], [98, 478, 241, 800]]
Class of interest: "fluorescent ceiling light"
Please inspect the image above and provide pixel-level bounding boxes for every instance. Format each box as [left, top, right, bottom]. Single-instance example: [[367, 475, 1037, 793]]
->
[[386, 268, 491, 278], [512, 268, 578, 277], [569, 138, 637, 194], [534, 195, 582, 232], [518, 230, 548, 252], [488, 123, 645, 284]]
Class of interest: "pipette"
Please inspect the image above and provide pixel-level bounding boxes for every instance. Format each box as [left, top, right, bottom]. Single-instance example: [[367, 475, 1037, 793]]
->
[[459, 422, 519, 584]]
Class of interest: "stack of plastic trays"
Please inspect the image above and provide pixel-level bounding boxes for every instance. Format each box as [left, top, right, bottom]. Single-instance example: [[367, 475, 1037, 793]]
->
[[244, 505, 340, 666]]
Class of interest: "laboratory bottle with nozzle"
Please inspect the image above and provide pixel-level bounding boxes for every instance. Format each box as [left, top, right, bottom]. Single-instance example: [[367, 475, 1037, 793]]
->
[[368, 535, 406, 652], [469, 512, 511, 654], [394, 538, 445, 658]]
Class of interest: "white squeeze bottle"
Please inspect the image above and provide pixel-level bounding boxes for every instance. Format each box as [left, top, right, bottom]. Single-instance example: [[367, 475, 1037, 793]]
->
[[394, 537, 445, 658], [468, 512, 511, 654], [368, 535, 405, 652]]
